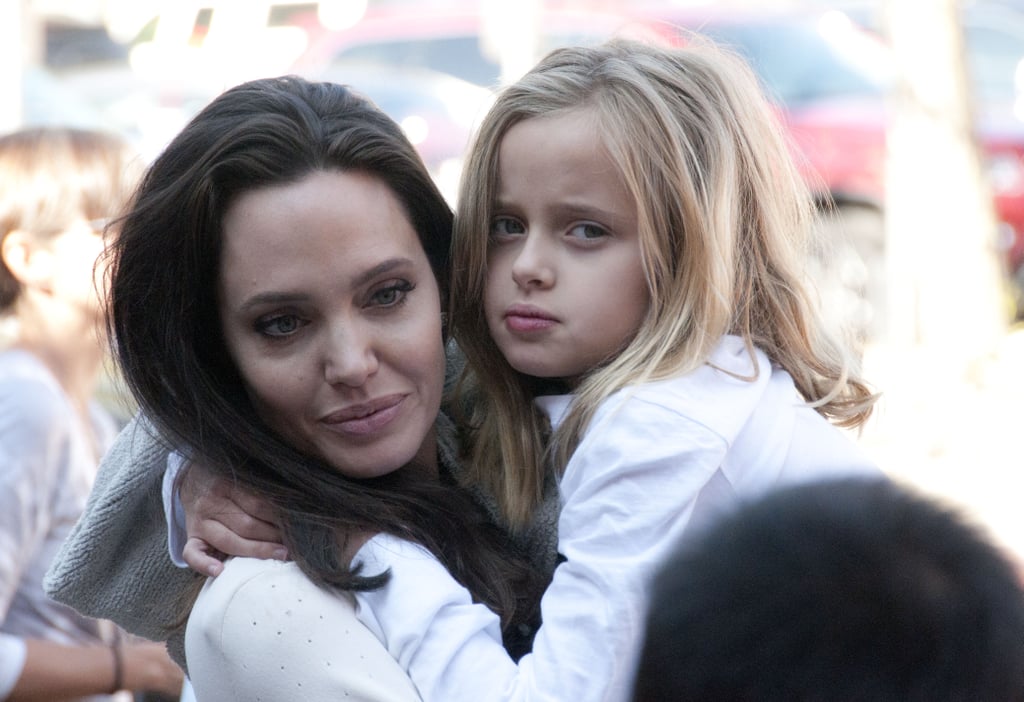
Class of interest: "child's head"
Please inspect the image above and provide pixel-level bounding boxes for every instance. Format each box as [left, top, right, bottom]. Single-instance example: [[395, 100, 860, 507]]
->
[[632, 477, 1024, 702], [453, 37, 817, 384], [476, 103, 649, 387], [450, 38, 876, 527]]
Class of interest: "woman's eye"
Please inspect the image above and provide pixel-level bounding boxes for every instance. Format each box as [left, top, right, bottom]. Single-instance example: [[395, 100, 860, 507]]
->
[[568, 223, 609, 241], [490, 216, 526, 239], [369, 280, 414, 307], [255, 314, 306, 337]]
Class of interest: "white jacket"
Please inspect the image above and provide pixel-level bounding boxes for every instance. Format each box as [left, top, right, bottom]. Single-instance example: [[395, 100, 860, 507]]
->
[[353, 335, 881, 702]]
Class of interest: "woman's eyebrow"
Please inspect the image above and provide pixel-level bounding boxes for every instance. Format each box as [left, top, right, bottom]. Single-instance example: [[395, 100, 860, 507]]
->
[[351, 257, 417, 287], [238, 291, 308, 312], [238, 257, 418, 312]]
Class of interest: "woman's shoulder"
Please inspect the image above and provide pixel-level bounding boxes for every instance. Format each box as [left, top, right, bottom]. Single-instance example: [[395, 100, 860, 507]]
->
[[191, 558, 351, 621], [187, 557, 420, 702]]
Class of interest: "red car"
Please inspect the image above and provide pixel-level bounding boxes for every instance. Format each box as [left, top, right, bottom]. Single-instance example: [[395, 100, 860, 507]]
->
[[633, 3, 1024, 323], [288, 4, 671, 200], [291, 2, 1024, 330], [292, 4, 668, 89]]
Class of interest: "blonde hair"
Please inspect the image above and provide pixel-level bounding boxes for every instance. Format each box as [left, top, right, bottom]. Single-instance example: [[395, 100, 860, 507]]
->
[[0, 127, 140, 312], [450, 38, 878, 529]]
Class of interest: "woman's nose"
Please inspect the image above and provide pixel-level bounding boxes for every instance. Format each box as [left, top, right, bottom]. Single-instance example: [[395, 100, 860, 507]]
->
[[323, 324, 379, 387]]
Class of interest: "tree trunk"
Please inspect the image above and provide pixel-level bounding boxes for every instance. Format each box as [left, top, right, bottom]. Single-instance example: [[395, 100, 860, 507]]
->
[[881, 0, 1007, 363]]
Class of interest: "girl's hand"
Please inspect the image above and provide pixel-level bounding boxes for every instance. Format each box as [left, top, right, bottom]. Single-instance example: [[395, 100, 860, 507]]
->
[[179, 463, 287, 576]]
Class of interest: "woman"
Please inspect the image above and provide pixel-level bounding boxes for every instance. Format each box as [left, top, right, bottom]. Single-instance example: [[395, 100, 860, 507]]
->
[[0, 127, 183, 700], [45, 77, 556, 700]]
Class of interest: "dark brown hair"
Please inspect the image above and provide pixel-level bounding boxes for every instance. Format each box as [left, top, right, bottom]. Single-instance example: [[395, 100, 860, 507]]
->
[[106, 76, 542, 638]]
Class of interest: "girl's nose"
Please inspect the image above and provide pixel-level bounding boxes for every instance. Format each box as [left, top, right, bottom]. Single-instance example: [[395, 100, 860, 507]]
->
[[510, 235, 555, 289]]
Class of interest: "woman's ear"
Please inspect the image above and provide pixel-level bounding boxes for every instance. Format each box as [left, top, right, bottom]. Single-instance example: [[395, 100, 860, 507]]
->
[[1, 230, 54, 290]]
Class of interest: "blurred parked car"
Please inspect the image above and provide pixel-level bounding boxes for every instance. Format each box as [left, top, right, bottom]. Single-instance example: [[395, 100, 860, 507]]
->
[[634, 3, 1024, 333], [295, 2, 1024, 334], [292, 4, 667, 89], [810, 0, 1024, 311], [289, 3, 668, 203], [313, 60, 494, 201]]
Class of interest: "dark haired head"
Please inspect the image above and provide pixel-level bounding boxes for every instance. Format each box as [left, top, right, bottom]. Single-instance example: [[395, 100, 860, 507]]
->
[[107, 76, 541, 637], [109, 76, 452, 455], [632, 477, 1024, 702]]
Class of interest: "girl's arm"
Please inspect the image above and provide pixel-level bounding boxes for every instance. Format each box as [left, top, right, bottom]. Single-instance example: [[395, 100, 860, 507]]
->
[[353, 405, 733, 702], [351, 347, 853, 701], [164, 454, 286, 577], [43, 414, 199, 667]]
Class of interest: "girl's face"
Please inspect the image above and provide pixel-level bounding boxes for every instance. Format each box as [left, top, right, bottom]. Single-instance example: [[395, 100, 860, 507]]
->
[[484, 109, 650, 384], [218, 170, 446, 478]]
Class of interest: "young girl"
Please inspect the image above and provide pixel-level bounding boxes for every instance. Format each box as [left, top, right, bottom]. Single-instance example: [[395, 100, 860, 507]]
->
[[346, 36, 880, 701]]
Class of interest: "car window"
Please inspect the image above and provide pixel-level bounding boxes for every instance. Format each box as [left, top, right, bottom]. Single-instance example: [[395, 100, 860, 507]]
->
[[331, 36, 501, 87], [965, 23, 1024, 102], [326, 25, 641, 91], [696, 21, 889, 105]]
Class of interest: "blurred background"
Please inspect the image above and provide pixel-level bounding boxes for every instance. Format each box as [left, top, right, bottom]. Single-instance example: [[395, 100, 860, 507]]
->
[[5, 0, 1023, 557]]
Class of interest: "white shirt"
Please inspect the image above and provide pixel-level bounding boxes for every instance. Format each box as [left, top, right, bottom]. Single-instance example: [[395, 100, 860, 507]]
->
[[353, 335, 880, 702], [0, 349, 119, 701]]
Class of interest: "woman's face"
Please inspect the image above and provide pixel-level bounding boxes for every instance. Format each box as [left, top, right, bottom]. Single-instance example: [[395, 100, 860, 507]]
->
[[218, 169, 446, 478]]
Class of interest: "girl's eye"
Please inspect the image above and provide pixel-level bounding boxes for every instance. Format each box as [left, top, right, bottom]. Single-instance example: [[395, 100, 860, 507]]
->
[[568, 223, 609, 241], [369, 280, 414, 307], [255, 314, 306, 338], [490, 216, 526, 239]]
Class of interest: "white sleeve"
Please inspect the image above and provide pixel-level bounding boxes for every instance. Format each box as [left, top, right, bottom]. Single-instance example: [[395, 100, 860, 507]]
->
[[0, 378, 67, 616], [0, 632, 26, 699], [353, 405, 728, 702], [162, 452, 189, 568], [186, 557, 421, 702]]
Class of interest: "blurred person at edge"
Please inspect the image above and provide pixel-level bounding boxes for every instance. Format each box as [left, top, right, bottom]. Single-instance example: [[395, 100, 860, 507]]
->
[[631, 477, 1024, 702], [0, 127, 184, 701]]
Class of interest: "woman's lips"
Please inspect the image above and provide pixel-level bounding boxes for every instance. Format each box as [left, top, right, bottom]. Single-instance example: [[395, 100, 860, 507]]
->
[[320, 395, 404, 436]]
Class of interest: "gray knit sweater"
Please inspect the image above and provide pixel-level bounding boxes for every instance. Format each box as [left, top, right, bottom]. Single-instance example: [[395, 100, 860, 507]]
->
[[44, 408, 560, 671]]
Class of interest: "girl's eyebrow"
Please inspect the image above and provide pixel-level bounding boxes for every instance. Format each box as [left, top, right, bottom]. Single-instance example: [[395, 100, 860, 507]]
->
[[238, 257, 417, 312], [492, 198, 621, 224], [552, 202, 621, 223]]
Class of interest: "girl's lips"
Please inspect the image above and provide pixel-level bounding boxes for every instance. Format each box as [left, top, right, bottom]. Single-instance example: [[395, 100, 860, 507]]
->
[[505, 314, 557, 333], [504, 305, 557, 333], [320, 395, 404, 437]]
